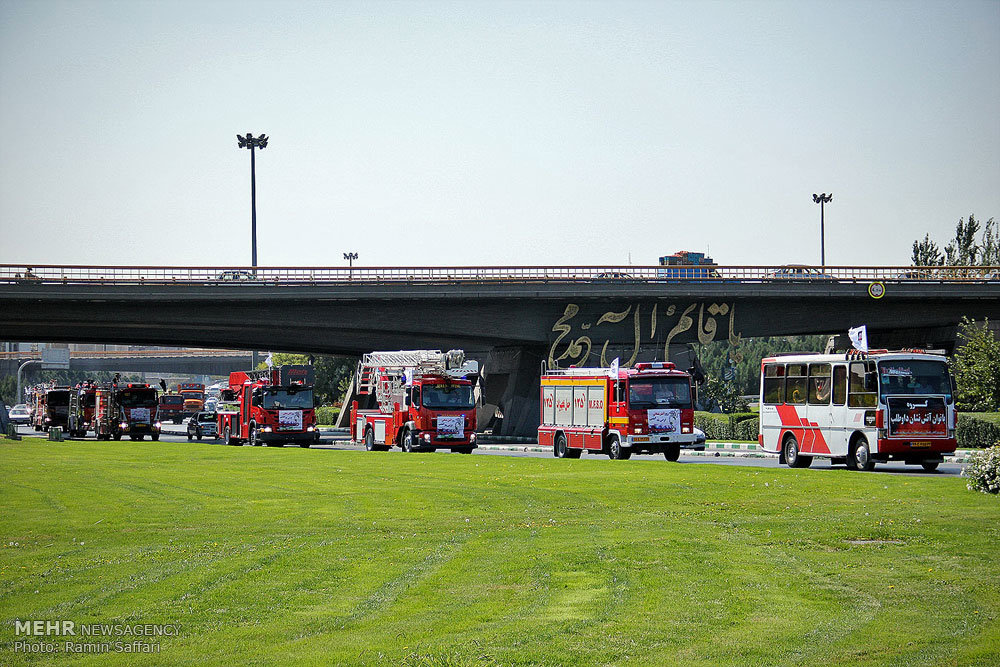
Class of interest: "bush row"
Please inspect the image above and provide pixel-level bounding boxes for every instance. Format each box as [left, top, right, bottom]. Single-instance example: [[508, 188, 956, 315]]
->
[[695, 412, 1000, 448], [694, 412, 759, 442], [315, 406, 341, 426]]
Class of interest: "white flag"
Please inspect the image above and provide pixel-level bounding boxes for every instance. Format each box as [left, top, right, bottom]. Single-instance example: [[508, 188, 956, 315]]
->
[[848, 325, 868, 352], [609, 357, 620, 377], [264, 352, 274, 368]]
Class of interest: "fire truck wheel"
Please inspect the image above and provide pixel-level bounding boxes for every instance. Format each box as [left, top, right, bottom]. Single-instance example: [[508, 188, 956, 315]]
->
[[187, 432, 193, 441], [364, 428, 376, 451], [921, 461, 939, 472], [401, 429, 415, 452], [151, 434, 159, 441], [554, 433, 568, 458], [113, 432, 122, 441], [608, 437, 628, 460], [783, 435, 812, 468], [197, 434, 202, 440], [664, 443, 681, 462], [849, 437, 876, 472]]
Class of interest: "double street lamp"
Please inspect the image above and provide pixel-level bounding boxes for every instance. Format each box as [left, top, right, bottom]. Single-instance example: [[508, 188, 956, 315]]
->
[[344, 252, 358, 280], [237, 132, 268, 268], [812, 192, 832, 266]]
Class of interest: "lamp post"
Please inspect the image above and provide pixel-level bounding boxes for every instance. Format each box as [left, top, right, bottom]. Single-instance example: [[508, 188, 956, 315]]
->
[[237, 132, 268, 268], [344, 252, 358, 280], [812, 192, 832, 266]]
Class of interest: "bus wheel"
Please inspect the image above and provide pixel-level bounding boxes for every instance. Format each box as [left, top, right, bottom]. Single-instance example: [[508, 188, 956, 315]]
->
[[921, 461, 939, 472], [783, 435, 812, 468], [849, 437, 875, 472], [364, 428, 376, 451], [664, 443, 681, 462], [554, 433, 568, 458], [608, 437, 628, 460]]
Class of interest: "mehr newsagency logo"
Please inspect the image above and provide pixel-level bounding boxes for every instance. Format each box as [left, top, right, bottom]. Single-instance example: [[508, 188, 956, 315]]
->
[[12, 619, 180, 655]]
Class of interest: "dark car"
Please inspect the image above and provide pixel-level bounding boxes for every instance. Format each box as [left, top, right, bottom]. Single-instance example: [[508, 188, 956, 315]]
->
[[186, 411, 218, 440]]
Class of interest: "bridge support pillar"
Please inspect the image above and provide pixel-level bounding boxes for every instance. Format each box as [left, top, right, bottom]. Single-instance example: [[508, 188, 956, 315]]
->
[[478, 345, 547, 439]]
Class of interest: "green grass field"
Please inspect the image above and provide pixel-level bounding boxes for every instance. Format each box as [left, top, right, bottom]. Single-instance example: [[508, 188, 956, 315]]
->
[[2, 437, 998, 666]]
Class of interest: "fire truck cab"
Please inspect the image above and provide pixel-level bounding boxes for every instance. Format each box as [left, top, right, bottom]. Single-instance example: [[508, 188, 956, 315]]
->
[[539, 362, 697, 461], [93, 383, 161, 441], [350, 350, 479, 453], [67, 386, 97, 438], [217, 365, 319, 447]]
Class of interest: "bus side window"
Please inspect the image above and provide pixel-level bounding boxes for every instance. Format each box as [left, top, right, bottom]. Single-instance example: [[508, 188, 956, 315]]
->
[[762, 364, 785, 404], [832, 365, 847, 406], [786, 364, 807, 405], [808, 363, 831, 405], [848, 362, 877, 408]]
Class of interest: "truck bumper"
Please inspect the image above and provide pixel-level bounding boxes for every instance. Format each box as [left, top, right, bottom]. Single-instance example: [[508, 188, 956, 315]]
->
[[259, 431, 318, 444]]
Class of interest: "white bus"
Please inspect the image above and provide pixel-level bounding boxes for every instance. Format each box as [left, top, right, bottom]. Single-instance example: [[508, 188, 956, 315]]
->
[[758, 350, 957, 472]]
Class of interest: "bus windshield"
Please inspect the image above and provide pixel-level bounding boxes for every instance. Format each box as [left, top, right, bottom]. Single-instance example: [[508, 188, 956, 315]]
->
[[628, 377, 692, 409], [877, 360, 951, 399], [422, 384, 475, 410], [260, 388, 313, 409]]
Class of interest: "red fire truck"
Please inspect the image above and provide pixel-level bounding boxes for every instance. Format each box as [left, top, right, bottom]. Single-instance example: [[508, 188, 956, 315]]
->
[[539, 362, 697, 461], [217, 365, 319, 447], [67, 386, 97, 438], [158, 393, 186, 423], [31, 387, 71, 432], [350, 350, 479, 453], [93, 382, 162, 441]]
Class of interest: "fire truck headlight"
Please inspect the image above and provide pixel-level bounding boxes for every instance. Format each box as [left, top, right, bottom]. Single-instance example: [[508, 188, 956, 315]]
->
[[154, 421, 162, 429], [262, 426, 273, 433], [470, 432, 477, 442], [119, 422, 128, 429], [682, 426, 691, 434], [45, 417, 51, 423], [423, 433, 432, 442], [306, 426, 315, 432]]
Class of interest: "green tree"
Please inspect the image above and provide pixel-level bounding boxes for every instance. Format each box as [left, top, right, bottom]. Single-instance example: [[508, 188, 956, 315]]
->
[[912, 214, 997, 267], [256, 353, 356, 405], [952, 318, 1000, 412]]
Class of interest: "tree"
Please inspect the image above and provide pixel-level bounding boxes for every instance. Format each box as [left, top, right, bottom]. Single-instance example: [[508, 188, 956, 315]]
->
[[912, 214, 997, 267], [256, 353, 356, 405], [952, 318, 1000, 412]]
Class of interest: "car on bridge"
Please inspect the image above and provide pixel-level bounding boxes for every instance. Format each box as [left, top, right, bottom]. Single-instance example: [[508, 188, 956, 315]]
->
[[216, 270, 258, 282], [766, 265, 835, 281]]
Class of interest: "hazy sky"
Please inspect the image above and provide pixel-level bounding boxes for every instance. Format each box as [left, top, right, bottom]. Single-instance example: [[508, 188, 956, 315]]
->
[[1, 0, 997, 268]]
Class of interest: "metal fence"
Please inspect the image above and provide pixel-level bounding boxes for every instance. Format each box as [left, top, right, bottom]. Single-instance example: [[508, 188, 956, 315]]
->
[[1, 264, 997, 285]]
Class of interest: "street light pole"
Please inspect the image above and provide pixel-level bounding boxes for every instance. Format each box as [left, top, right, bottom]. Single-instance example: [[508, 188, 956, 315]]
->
[[812, 193, 833, 266], [237, 132, 269, 269], [344, 252, 358, 280]]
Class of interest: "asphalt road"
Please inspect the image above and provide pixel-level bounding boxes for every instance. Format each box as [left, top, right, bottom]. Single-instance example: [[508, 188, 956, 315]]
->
[[13, 423, 966, 478]]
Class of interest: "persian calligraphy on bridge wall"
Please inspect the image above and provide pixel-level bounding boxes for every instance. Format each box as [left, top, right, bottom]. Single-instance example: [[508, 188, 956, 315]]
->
[[548, 301, 742, 368]]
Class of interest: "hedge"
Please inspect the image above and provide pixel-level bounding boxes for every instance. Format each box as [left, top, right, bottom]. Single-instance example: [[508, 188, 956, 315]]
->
[[957, 414, 1000, 449], [315, 406, 341, 426]]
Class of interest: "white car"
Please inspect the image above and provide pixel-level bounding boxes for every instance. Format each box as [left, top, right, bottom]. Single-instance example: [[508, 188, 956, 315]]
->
[[8, 404, 31, 425]]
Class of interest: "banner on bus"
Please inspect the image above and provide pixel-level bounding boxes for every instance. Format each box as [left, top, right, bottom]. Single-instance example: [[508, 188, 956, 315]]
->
[[886, 396, 947, 437]]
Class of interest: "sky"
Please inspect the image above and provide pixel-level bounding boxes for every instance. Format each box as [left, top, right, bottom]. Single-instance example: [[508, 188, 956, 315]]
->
[[0, 0, 998, 268]]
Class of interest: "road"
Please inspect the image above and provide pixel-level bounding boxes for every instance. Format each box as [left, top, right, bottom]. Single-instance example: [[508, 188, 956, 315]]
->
[[12, 423, 966, 478]]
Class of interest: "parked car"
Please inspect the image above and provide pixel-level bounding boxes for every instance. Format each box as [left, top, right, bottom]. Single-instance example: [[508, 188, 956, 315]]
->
[[216, 270, 257, 282], [8, 404, 31, 425], [682, 427, 706, 451], [186, 411, 218, 440]]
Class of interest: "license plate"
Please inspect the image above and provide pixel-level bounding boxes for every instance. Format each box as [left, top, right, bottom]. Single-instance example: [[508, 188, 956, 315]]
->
[[911, 441, 931, 448]]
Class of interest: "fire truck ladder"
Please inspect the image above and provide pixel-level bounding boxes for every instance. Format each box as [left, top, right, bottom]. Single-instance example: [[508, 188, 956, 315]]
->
[[355, 350, 466, 409]]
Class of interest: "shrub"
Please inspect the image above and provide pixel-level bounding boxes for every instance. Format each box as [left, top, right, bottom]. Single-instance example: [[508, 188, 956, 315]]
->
[[315, 406, 340, 426], [695, 412, 758, 441], [957, 414, 1000, 449], [963, 446, 1000, 495]]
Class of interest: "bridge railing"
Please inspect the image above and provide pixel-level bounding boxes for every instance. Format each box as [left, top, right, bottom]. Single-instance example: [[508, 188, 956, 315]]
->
[[1, 264, 998, 285]]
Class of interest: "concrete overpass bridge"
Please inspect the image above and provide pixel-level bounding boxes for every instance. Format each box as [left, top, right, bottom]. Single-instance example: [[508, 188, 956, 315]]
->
[[0, 348, 253, 378], [2, 263, 997, 435]]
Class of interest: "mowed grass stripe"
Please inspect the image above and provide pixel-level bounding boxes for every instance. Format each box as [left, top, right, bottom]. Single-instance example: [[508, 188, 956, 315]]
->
[[1, 437, 998, 665]]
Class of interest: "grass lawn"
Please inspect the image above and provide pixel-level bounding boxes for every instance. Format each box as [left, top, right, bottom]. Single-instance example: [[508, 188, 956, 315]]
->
[[1, 437, 998, 666]]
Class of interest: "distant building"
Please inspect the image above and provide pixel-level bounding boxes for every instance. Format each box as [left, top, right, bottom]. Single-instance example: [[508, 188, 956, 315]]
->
[[657, 251, 720, 279]]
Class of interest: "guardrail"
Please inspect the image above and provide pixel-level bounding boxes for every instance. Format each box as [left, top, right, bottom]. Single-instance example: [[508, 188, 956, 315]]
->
[[0, 349, 251, 360], [1, 264, 998, 285]]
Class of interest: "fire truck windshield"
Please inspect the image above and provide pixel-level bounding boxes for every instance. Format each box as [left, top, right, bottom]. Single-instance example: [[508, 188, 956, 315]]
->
[[877, 360, 951, 399], [628, 378, 691, 409], [421, 384, 475, 410], [260, 388, 313, 409], [120, 390, 158, 408], [46, 391, 70, 406]]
